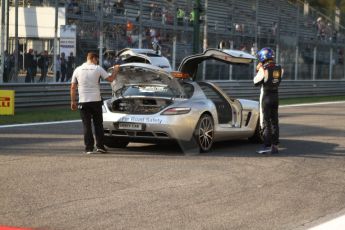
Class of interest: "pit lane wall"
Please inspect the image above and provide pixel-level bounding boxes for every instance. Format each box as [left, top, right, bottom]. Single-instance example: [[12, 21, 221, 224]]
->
[[0, 80, 344, 108]]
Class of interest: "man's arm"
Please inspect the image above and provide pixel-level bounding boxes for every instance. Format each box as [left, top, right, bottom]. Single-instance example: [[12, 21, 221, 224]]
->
[[106, 65, 120, 82], [253, 64, 265, 86], [70, 83, 78, 111], [281, 68, 284, 78]]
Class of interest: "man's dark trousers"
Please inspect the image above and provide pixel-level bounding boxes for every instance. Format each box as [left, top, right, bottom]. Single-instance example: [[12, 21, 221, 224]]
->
[[79, 101, 105, 151], [261, 91, 279, 147]]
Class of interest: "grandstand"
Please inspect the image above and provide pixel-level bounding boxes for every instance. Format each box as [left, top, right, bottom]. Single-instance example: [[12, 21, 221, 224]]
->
[[5, 0, 345, 81]]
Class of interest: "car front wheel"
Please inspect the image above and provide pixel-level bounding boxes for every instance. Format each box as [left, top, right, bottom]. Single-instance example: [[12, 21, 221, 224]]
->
[[194, 114, 214, 153]]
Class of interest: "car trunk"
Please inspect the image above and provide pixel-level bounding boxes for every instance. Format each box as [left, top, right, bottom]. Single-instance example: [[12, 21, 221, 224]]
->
[[108, 64, 185, 114]]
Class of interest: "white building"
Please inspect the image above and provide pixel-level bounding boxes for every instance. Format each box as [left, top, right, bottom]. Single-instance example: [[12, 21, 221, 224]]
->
[[8, 6, 66, 54]]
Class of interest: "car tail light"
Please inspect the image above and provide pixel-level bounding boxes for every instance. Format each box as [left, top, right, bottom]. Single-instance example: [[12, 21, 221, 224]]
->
[[161, 107, 191, 115], [171, 71, 190, 79]]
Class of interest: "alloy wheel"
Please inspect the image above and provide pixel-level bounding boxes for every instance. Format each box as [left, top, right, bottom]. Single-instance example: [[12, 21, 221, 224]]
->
[[196, 114, 214, 152]]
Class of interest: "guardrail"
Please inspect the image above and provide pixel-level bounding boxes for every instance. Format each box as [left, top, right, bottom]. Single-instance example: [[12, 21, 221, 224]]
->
[[0, 80, 344, 108], [214, 80, 345, 100]]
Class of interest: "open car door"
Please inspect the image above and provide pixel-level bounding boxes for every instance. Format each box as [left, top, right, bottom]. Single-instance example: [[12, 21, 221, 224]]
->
[[178, 48, 256, 80], [178, 49, 256, 129]]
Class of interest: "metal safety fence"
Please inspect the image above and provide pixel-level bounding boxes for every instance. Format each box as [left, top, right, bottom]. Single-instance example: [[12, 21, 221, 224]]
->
[[0, 80, 344, 108]]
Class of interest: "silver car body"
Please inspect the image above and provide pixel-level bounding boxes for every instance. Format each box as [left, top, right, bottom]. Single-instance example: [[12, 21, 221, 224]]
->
[[102, 49, 260, 151]]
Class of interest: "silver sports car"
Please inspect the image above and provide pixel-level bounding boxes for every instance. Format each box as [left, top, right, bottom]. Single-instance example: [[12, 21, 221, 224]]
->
[[102, 48, 262, 153]]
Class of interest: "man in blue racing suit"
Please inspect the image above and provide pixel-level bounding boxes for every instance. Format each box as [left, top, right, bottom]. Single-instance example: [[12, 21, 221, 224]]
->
[[254, 47, 283, 154]]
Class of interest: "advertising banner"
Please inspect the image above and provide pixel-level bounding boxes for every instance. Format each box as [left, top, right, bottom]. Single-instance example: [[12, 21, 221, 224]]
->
[[0, 90, 15, 115], [60, 25, 76, 56]]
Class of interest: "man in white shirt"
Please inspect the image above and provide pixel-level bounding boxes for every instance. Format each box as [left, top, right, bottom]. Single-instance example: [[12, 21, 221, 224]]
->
[[70, 52, 120, 154]]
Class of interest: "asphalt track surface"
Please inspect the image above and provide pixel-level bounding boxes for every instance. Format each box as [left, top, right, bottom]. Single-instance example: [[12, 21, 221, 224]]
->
[[0, 102, 344, 230]]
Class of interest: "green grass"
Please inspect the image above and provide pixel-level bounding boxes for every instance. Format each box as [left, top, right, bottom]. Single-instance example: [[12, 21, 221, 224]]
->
[[0, 106, 79, 125], [0, 95, 345, 125], [279, 95, 345, 105]]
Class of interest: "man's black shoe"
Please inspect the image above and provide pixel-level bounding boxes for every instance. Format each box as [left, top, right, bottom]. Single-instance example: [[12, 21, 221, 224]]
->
[[271, 145, 279, 154], [256, 147, 271, 155], [96, 147, 107, 153], [85, 149, 94, 154]]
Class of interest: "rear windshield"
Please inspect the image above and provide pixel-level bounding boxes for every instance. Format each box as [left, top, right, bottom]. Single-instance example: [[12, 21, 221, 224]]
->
[[142, 53, 161, 57], [114, 85, 177, 98]]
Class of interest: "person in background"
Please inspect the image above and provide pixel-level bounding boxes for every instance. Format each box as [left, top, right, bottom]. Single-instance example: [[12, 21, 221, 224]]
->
[[55, 54, 61, 82], [60, 52, 67, 82], [32, 51, 38, 82], [316, 17, 326, 40], [3, 50, 10, 82], [253, 47, 283, 155], [66, 52, 75, 82], [189, 9, 195, 26], [38, 50, 49, 82], [177, 8, 185, 26], [24, 49, 34, 83], [70, 52, 120, 154]]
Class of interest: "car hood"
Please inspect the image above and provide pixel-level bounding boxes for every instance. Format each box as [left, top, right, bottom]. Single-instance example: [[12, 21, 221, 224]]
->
[[110, 63, 185, 98], [117, 48, 172, 71], [178, 48, 256, 80]]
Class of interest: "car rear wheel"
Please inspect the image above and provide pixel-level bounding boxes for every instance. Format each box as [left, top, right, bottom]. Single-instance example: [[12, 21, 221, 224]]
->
[[104, 136, 129, 148], [194, 114, 214, 153]]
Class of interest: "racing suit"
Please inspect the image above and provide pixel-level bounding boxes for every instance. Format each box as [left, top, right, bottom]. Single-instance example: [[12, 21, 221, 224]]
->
[[254, 61, 283, 147]]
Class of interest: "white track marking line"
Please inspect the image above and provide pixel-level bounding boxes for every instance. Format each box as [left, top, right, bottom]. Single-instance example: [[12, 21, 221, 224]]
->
[[280, 101, 345, 108], [0, 101, 344, 129], [0, 120, 80, 129], [308, 214, 345, 230]]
